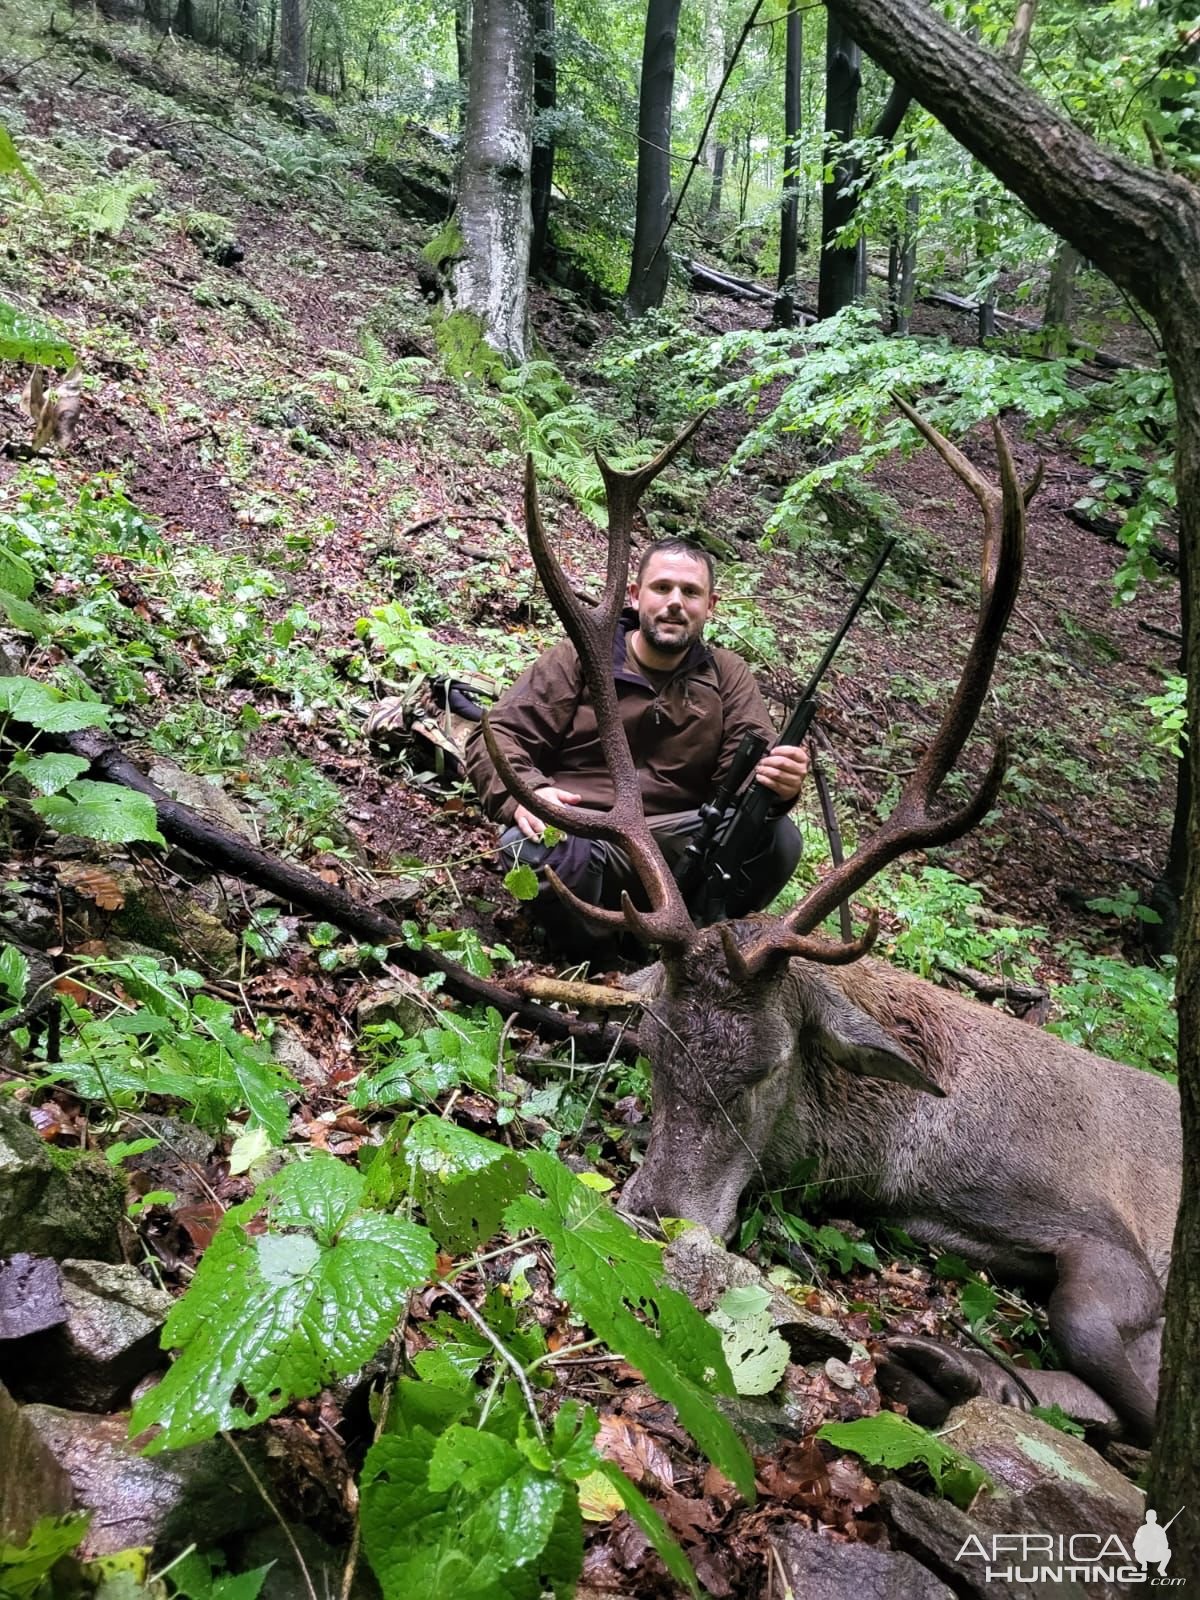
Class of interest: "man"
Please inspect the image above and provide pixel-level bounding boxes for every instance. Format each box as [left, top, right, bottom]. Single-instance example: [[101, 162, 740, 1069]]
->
[[466, 539, 808, 950]]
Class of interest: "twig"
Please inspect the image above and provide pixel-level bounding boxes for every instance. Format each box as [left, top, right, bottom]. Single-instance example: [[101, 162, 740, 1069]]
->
[[222, 1430, 318, 1600], [946, 1313, 1041, 1409], [439, 1281, 546, 1444]]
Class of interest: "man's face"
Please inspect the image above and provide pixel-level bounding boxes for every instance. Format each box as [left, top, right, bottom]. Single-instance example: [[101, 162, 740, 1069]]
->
[[630, 551, 716, 654]]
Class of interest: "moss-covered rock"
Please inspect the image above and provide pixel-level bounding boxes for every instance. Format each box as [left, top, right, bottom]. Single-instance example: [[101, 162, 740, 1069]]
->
[[105, 870, 239, 976], [0, 1101, 126, 1261]]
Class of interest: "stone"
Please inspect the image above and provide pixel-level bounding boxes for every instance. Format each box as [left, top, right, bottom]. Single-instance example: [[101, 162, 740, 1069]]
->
[[770, 1526, 955, 1600], [105, 870, 240, 977], [0, 1382, 74, 1543], [147, 757, 256, 840], [0, 1261, 173, 1411], [879, 1398, 1148, 1600], [356, 973, 434, 1036], [662, 1225, 854, 1360], [0, 1253, 66, 1341], [272, 1022, 326, 1086], [21, 1404, 269, 1558], [0, 1101, 126, 1261], [116, 1112, 220, 1175]]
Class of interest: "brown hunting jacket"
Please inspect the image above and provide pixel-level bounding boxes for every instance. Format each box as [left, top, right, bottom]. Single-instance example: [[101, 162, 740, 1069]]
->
[[465, 610, 779, 826]]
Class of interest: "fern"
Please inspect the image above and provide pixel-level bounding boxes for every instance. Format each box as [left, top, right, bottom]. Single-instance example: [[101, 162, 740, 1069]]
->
[[67, 175, 157, 240]]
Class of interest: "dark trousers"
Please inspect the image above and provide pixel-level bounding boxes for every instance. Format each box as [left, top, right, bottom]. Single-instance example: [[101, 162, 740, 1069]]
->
[[499, 808, 803, 957]]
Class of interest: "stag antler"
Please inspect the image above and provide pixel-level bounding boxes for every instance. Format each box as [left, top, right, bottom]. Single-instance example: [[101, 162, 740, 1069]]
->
[[482, 418, 708, 953], [729, 402, 1036, 979]]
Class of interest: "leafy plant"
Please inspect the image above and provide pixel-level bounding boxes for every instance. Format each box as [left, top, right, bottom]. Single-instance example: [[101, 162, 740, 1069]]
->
[[817, 1411, 992, 1509], [1047, 948, 1177, 1079], [317, 334, 436, 425], [66, 174, 157, 240], [351, 1008, 506, 1111]]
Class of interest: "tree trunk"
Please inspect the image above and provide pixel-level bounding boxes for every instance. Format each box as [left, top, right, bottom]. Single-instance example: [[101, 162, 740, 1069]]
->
[[895, 166, 918, 333], [1147, 540, 1190, 961], [452, 0, 534, 363], [823, 0, 1200, 1564], [625, 0, 683, 318], [707, 143, 727, 220], [975, 0, 1039, 342], [530, 0, 555, 273], [774, 0, 803, 327], [276, 0, 306, 93], [455, 0, 472, 128], [233, 0, 257, 68], [1042, 238, 1081, 336], [818, 13, 861, 319]]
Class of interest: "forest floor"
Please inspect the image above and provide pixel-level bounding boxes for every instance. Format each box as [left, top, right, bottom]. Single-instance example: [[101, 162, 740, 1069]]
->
[[0, 2, 1181, 1595]]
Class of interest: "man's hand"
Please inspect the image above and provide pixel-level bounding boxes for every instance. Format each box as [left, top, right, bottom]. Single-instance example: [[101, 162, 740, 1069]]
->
[[754, 743, 809, 803], [513, 786, 581, 841]]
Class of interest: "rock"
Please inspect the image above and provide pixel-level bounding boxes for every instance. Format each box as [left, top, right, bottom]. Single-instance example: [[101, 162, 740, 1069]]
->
[[0, 1261, 173, 1411], [711, 1392, 806, 1452], [356, 973, 433, 1036], [879, 1398, 1148, 1600], [272, 1022, 326, 1086], [21, 1404, 269, 1558], [105, 870, 240, 976], [662, 1225, 854, 1360], [0, 1382, 74, 1543], [116, 1112, 220, 1175], [0, 1254, 66, 1340], [146, 757, 256, 840], [231, 1525, 381, 1600], [770, 1526, 955, 1600], [0, 1101, 126, 1261]]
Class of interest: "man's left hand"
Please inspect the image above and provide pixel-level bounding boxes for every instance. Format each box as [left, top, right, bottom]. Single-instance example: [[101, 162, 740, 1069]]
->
[[754, 743, 809, 803]]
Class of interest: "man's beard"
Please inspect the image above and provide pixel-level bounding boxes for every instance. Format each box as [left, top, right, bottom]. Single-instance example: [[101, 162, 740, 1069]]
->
[[639, 613, 700, 653]]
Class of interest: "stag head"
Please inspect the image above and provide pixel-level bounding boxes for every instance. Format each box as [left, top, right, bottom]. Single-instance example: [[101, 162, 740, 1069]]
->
[[488, 400, 1036, 1236]]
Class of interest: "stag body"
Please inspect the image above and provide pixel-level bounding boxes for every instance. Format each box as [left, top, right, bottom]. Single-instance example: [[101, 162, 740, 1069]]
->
[[624, 932, 1180, 1442]]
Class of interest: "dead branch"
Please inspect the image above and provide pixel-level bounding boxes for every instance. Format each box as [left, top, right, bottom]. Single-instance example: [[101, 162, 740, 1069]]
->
[[511, 976, 638, 1010], [62, 728, 635, 1056]]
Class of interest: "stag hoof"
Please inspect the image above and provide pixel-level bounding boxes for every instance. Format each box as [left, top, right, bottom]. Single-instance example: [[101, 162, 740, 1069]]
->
[[876, 1335, 991, 1427]]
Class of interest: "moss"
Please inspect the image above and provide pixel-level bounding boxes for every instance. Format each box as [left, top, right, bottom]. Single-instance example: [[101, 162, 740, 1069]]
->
[[420, 219, 465, 270], [433, 309, 508, 385]]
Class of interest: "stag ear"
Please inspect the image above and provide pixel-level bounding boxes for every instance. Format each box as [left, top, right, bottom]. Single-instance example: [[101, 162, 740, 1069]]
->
[[799, 982, 946, 1097]]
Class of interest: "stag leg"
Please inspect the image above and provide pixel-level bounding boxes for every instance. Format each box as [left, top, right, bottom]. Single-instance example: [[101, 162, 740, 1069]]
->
[[1048, 1239, 1162, 1445]]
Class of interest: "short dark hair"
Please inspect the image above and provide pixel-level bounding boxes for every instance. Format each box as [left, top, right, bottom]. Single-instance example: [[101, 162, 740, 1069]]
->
[[634, 538, 716, 591]]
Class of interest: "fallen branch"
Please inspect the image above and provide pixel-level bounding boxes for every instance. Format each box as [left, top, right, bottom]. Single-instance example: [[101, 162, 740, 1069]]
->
[[512, 976, 637, 1010], [63, 728, 635, 1056], [683, 258, 776, 304]]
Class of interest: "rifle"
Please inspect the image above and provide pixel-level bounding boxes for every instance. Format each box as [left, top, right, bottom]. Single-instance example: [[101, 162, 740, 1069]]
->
[[674, 537, 896, 921]]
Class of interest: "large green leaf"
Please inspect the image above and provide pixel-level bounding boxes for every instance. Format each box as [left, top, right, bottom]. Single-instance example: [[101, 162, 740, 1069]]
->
[[0, 1513, 90, 1599], [9, 751, 90, 796], [406, 1114, 528, 1253], [0, 589, 48, 639], [0, 677, 109, 731], [31, 780, 165, 846], [0, 544, 35, 600], [508, 1152, 755, 1499], [0, 299, 72, 366], [817, 1412, 993, 1510], [0, 123, 44, 198], [129, 1157, 436, 1450]]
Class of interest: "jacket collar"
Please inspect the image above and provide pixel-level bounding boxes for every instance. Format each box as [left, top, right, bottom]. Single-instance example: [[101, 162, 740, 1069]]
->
[[613, 607, 716, 685]]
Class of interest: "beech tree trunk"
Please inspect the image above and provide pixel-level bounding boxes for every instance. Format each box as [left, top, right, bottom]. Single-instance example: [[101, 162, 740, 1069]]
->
[[530, 0, 556, 273], [276, 0, 306, 93], [625, 0, 683, 317], [822, 0, 1200, 1565], [453, 0, 534, 362], [1042, 238, 1081, 336], [706, 143, 727, 220], [455, 0, 471, 127], [774, 0, 803, 327]]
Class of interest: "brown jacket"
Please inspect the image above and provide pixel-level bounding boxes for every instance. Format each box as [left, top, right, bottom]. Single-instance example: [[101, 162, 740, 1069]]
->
[[465, 611, 779, 825]]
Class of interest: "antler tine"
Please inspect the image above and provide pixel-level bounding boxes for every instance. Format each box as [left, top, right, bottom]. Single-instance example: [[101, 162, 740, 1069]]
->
[[733, 406, 1027, 979], [487, 427, 708, 953], [720, 913, 879, 983]]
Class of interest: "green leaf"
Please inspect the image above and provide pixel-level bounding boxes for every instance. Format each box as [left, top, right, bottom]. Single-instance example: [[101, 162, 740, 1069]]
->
[[406, 1114, 529, 1253], [817, 1411, 992, 1509], [129, 1156, 437, 1450], [31, 780, 166, 846], [0, 124, 44, 198], [503, 862, 540, 901], [0, 544, 35, 600], [0, 1513, 90, 1599], [508, 1152, 755, 1499], [0, 942, 29, 1005], [0, 299, 73, 366], [0, 676, 110, 732], [0, 591, 47, 640], [166, 1549, 274, 1599], [9, 751, 91, 796], [597, 1463, 699, 1597], [959, 1278, 1000, 1328], [708, 1303, 789, 1397]]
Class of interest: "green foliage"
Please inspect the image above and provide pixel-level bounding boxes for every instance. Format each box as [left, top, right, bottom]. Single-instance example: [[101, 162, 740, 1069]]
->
[[351, 1008, 507, 1112], [1046, 949, 1177, 1079], [0, 299, 73, 366], [66, 174, 157, 240], [40, 955, 299, 1139], [130, 1155, 437, 1450], [707, 1283, 790, 1397], [508, 1151, 755, 1499], [166, 1550, 272, 1600], [0, 1513, 91, 1599], [357, 602, 540, 687], [874, 865, 1043, 985], [817, 1411, 992, 1509], [317, 334, 436, 427], [0, 119, 45, 199], [1144, 675, 1187, 757], [405, 1115, 529, 1252]]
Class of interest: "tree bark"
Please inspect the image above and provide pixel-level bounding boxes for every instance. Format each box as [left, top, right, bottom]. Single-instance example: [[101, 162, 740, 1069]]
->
[[774, 0, 803, 327], [452, 0, 534, 363], [1041, 237, 1081, 337], [625, 0, 684, 317], [817, 13, 861, 319], [276, 0, 306, 93], [455, 0, 471, 127], [819, 61, 910, 320], [706, 143, 727, 220], [530, 0, 555, 273], [822, 0, 1200, 1564]]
